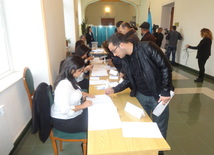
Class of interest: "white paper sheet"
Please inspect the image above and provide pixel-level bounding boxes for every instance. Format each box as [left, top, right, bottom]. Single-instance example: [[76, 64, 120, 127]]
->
[[109, 75, 119, 80], [96, 85, 108, 90], [109, 82, 119, 87], [122, 122, 163, 138], [90, 76, 100, 80], [87, 95, 122, 130], [153, 91, 174, 117], [89, 80, 107, 85], [91, 70, 108, 77], [109, 69, 118, 76]]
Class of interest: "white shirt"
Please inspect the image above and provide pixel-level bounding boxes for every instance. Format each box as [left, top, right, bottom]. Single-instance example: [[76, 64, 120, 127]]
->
[[76, 72, 84, 82], [51, 78, 82, 119]]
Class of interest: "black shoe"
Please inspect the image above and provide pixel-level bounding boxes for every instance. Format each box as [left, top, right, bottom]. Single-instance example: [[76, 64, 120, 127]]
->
[[158, 151, 164, 155], [194, 78, 203, 82]]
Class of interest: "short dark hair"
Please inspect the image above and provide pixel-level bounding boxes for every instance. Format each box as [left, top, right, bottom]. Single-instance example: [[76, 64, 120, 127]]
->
[[108, 33, 129, 46], [121, 22, 132, 29], [75, 44, 91, 57], [75, 40, 85, 49], [172, 26, 176, 30], [116, 21, 124, 28]]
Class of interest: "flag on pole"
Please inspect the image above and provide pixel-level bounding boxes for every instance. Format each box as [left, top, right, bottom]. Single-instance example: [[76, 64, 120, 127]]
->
[[147, 3, 153, 33]]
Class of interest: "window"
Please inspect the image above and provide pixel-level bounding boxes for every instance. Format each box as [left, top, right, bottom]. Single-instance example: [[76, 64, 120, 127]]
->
[[0, 1, 13, 80]]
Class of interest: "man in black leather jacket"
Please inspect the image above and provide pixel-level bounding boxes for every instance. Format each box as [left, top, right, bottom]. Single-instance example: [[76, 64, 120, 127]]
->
[[105, 33, 174, 140]]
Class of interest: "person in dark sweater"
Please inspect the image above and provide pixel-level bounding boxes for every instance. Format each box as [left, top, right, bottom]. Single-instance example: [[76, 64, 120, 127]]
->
[[166, 26, 182, 65], [154, 27, 164, 47], [139, 21, 156, 43], [186, 28, 213, 82]]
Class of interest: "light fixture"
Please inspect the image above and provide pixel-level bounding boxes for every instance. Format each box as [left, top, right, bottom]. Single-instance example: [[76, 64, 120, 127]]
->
[[105, 7, 110, 13]]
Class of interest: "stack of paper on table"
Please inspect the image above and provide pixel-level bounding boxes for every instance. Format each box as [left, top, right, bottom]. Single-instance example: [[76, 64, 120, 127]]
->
[[87, 95, 122, 130]]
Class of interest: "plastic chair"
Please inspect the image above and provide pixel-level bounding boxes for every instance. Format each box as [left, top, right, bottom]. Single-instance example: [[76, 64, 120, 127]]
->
[[22, 67, 35, 110], [47, 85, 87, 155]]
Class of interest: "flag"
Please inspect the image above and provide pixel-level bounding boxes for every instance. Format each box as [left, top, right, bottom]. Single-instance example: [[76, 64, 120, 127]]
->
[[147, 4, 152, 33]]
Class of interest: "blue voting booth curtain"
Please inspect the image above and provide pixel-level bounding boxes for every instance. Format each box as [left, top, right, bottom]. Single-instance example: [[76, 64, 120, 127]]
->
[[92, 26, 116, 47]]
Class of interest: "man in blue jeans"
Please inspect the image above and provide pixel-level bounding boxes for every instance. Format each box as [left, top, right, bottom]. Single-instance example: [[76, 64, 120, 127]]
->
[[105, 33, 174, 140], [166, 25, 182, 65]]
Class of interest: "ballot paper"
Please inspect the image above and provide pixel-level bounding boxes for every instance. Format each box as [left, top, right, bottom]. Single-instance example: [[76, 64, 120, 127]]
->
[[122, 122, 163, 138], [87, 95, 122, 130], [91, 70, 108, 77], [109, 69, 118, 76], [89, 80, 107, 85], [90, 76, 100, 80], [124, 102, 145, 119], [96, 85, 108, 90], [108, 82, 119, 87], [153, 91, 174, 117], [109, 75, 118, 80]]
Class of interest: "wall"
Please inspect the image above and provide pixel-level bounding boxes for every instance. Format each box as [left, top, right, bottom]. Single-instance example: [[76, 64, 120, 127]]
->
[[63, 0, 79, 52], [0, 0, 66, 154], [85, 2, 135, 26]]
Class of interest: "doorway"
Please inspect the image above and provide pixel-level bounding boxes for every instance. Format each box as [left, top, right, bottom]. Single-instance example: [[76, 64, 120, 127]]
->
[[160, 2, 175, 49]]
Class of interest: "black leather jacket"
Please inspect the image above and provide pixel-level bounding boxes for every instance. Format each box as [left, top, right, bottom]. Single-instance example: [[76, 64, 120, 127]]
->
[[113, 41, 174, 101]]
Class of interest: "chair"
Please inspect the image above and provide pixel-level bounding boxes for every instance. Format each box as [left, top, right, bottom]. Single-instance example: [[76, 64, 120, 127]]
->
[[47, 85, 87, 155], [22, 67, 35, 110]]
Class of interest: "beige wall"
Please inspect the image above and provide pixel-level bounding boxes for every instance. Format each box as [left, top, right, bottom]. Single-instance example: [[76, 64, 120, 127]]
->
[[85, 2, 136, 25]]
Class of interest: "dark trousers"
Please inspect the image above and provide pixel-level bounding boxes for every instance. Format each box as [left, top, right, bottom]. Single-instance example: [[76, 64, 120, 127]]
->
[[166, 45, 177, 65], [198, 57, 208, 79], [136, 91, 169, 139], [52, 108, 88, 133]]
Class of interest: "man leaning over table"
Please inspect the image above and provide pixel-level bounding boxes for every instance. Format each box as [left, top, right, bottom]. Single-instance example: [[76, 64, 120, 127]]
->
[[105, 33, 174, 141]]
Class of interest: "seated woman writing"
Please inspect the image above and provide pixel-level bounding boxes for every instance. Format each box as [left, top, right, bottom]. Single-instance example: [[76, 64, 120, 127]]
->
[[51, 56, 95, 133]]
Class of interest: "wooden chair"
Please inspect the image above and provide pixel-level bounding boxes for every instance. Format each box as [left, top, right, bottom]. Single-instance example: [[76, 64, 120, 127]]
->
[[22, 67, 35, 110], [47, 85, 87, 155]]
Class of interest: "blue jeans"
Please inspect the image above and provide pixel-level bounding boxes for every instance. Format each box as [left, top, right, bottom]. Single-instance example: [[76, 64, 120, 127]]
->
[[166, 45, 177, 65], [136, 91, 169, 139]]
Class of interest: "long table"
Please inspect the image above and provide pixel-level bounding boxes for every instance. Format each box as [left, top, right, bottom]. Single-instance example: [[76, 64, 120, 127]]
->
[[88, 64, 170, 155]]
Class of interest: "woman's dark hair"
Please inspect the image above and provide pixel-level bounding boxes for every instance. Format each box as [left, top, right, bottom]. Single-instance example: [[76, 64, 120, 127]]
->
[[54, 56, 85, 90], [75, 44, 91, 57], [87, 26, 91, 33]]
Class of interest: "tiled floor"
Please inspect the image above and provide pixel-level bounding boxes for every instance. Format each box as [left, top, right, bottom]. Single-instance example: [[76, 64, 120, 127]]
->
[[12, 66, 214, 155]]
